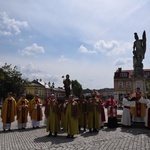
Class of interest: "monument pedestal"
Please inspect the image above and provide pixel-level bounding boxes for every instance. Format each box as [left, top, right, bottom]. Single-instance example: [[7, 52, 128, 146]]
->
[[131, 77, 146, 123], [132, 77, 146, 93]]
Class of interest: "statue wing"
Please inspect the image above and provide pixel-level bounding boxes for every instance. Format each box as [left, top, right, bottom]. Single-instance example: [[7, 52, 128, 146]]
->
[[142, 30, 146, 41], [142, 30, 146, 54]]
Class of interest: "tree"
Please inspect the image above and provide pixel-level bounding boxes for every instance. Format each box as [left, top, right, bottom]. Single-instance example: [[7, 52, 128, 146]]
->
[[71, 80, 83, 98], [0, 63, 29, 101]]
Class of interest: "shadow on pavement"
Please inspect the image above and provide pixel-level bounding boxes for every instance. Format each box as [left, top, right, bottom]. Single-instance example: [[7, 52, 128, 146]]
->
[[0, 126, 46, 133], [101, 127, 117, 132], [80, 130, 99, 137], [120, 125, 150, 137], [34, 134, 75, 144]]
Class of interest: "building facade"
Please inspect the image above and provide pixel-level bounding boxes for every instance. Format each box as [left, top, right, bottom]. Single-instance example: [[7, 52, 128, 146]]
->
[[82, 88, 114, 101], [114, 67, 150, 102], [25, 79, 65, 101]]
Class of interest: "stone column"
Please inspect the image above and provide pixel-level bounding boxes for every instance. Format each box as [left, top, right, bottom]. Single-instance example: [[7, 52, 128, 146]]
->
[[132, 77, 146, 93]]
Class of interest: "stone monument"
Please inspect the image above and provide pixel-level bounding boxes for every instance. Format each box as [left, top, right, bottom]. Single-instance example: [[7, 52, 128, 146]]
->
[[132, 30, 146, 93], [63, 74, 71, 98]]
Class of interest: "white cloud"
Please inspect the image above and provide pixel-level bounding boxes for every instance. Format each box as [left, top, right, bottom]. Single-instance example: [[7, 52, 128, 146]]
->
[[114, 58, 132, 66], [57, 55, 68, 62], [0, 12, 28, 36], [79, 40, 132, 56], [94, 40, 132, 56], [17, 62, 60, 87], [19, 43, 45, 56], [19, 63, 38, 73], [94, 40, 119, 51], [0, 30, 11, 36], [79, 45, 97, 54]]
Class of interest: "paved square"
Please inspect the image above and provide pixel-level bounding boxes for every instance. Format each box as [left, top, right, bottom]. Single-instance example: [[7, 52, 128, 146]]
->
[[0, 108, 150, 150]]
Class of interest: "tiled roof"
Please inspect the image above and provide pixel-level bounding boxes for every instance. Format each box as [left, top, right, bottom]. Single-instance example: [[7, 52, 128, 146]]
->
[[115, 68, 150, 78], [38, 80, 50, 88]]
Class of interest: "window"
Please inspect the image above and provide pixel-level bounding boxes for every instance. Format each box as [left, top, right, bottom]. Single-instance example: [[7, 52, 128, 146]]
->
[[118, 82, 123, 88], [126, 81, 131, 88], [120, 73, 128, 78], [145, 72, 150, 77], [34, 90, 38, 95]]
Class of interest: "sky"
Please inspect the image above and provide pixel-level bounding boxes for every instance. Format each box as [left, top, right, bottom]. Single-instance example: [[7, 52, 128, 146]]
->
[[0, 0, 150, 89]]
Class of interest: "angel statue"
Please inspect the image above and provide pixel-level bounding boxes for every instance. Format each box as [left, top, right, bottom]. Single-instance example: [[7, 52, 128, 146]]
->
[[133, 30, 146, 65]]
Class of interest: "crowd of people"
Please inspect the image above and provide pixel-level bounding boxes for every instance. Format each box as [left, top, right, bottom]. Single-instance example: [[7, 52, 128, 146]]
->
[[1, 92, 43, 131], [0, 91, 119, 137], [1, 87, 150, 138]]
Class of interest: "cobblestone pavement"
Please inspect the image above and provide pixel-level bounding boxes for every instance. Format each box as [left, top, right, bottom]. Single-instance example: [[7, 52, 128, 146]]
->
[[0, 108, 150, 150]]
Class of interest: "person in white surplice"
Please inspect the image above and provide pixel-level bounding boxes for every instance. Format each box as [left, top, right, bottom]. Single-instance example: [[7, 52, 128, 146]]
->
[[139, 96, 150, 128], [121, 94, 135, 127]]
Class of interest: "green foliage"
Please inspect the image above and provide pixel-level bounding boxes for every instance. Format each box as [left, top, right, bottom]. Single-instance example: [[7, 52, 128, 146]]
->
[[71, 80, 82, 98], [0, 63, 30, 100]]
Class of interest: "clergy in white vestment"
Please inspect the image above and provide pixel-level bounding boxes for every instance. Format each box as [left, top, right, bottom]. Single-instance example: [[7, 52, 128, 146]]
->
[[139, 96, 150, 128], [121, 94, 135, 126]]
